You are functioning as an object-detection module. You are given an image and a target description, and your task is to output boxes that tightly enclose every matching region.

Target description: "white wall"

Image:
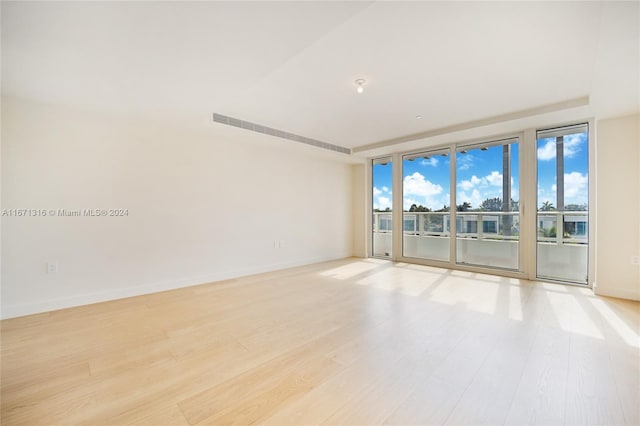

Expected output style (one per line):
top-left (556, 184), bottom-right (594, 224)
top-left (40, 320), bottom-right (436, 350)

top-left (595, 113), bottom-right (640, 300)
top-left (1, 97), bottom-right (354, 318)
top-left (351, 164), bottom-right (366, 257)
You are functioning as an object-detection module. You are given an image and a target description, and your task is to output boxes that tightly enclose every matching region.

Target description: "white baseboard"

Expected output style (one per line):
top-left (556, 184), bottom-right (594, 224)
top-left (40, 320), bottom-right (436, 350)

top-left (1, 253), bottom-right (351, 320)
top-left (594, 284), bottom-right (640, 301)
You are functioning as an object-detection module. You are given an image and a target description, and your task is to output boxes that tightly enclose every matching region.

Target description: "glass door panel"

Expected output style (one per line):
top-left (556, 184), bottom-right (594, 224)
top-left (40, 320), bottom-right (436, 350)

top-left (372, 158), bottom-right (392, 258)
top-left (402, 150), bottom-right (451, 262)
top-left (455, 139), bottom-right (520, 270)
top-left (536, 124), bottom-right (589, 283)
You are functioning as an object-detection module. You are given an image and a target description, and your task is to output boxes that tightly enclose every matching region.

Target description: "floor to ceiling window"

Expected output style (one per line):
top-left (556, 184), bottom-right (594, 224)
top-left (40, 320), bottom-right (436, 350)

top-left (372, 157), bottom-right (392, 258)
top-left (455, 138), bottom-right (520, 270)
top-left (370, 122), bottom-right (591, 286)
top-left (402, 149), bottom-right (451, 262)
top-left (536, 124), bottom-right (589, 284)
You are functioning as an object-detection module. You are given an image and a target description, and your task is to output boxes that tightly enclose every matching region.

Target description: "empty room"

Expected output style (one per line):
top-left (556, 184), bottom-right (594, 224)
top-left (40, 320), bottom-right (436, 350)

top-left (1, 1), bottom-right (639, 425)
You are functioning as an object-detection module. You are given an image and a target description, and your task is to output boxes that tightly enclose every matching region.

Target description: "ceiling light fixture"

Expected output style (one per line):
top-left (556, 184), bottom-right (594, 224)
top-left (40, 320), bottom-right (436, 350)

top-left (355, 78), bottom-right (366, 94)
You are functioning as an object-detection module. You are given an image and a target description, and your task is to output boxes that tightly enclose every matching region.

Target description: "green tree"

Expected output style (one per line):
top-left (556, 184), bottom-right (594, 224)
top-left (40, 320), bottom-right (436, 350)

top-left (456, 202), bottom-right (472, 212)
top-left (543, 226), bottom-right (557, 238)
top-left (540, 201), bottom-right (555, 211)
top-left (480, 197), bottom-right (503, 211)
top-left (409, 204), bottom-right (431, 212)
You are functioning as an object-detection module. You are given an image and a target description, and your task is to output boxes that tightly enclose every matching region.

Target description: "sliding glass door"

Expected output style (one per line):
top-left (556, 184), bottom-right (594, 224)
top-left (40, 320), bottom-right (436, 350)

top-left (402, 149), bottom-right (451, 262)
top-left (455, 139), bottom-right (520, 270)
top-left (372, 158), bottom-right (392, 258)
top-left (371, 123), bottom-right (590, 285)
top-left (536, 124), bottom-right (589, 283)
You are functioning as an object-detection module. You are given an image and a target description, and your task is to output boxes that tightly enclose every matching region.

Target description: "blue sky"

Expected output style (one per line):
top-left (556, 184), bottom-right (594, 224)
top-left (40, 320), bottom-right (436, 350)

top-left (373, 131), bottom-right (588, 211)
top-left (537, 132), bottom-right (589, 208)
top-left (403, 153), bottom-right (452, 211)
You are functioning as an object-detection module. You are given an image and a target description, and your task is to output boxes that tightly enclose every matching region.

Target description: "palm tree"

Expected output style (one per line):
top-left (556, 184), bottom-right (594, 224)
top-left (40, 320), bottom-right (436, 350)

top-left (456, 202), bottom-right (472, 212)
top-left (541, 201), bottom-right (555, 211)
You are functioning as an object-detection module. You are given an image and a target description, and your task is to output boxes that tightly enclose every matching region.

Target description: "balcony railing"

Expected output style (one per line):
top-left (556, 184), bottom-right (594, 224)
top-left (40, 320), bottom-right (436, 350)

top-left (373, 210), bottom-right (588, 245)
top-left (536, 211), bottom-right (588, 244)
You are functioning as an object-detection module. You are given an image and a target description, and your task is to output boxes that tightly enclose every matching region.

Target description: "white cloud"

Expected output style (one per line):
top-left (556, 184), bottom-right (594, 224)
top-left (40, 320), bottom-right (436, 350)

top-left (402, 172), bottom-right (447, 209)
top-left (485, 171), bottom-right (503, 187)
top-left (373, 186), bottom-right (392, 209)
top-left (564, 134), bottom-right (585, 157)
top-left (456, 171), bottom-right (509, 209)
top-left (458, 175), bottom-right (482, 191)
top-left (457, 154), bottom-right (474, 171)
top-left (457, 171), bottom-right (503, 191)
top-left (420, 157), bottom-right (439, 167)
top-left (537, 141), bottom-right (556, 161)
top-left (457, 189), bottom-right (483, 209)
top-left (404, 172), bottom-right (443, 197)
top-left (546, 172), bottom-right (588, 205)
top-left (564, 171), bottom-right (588, 200)
top-left (375, 196), bottom-right (391, 210)
top-left (537, 133), bottom-right (586, 161)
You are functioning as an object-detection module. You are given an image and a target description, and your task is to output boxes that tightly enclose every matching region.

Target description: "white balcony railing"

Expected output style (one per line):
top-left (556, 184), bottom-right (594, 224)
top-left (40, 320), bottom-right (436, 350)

top-left (536, 211), bottom-right (588, 244)
top-left (373, 210), bottom-right (588, 245)
top-left (372, 210), bottom-right (588, 282)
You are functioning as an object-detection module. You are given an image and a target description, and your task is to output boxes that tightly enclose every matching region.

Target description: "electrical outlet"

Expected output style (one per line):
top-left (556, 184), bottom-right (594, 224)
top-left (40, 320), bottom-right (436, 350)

top-left (632, 256), bottom-right (640, 266)
top-left (47, 262), bottom-right (58, 273)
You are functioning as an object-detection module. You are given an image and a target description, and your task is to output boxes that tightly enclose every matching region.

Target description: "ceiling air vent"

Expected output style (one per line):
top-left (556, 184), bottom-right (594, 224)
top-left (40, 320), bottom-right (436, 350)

top-left (212, 113), bottom-right (351, 155)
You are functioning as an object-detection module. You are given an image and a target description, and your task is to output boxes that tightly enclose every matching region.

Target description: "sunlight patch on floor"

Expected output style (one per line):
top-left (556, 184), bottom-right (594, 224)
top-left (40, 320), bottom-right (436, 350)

top-left (545, 291), bottom-right (604, 340)
top-left (356, 268), bottom-right (445, 297)
top-left (509, 285), bottom-right (524, 321)
top-left (588, 297), bottom-right (640, 348)
top-left (319, 259), bottom-right (385, 280)
top-left (541, 282), bottom-right (569, 292)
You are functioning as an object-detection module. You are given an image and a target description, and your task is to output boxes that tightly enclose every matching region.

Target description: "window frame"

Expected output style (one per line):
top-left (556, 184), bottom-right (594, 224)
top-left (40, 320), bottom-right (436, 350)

top-left (366, 119), bottom-right (595, 288)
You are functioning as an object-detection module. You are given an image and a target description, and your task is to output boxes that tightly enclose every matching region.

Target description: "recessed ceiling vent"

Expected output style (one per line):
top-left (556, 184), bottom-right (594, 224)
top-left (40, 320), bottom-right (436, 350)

top-left (213, 113), bottom-right (351, 155)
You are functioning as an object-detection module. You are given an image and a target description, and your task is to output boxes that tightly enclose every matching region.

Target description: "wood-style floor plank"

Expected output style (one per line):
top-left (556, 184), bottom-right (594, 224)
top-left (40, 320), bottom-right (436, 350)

top-left (1, 258), bottom-right (638, 425)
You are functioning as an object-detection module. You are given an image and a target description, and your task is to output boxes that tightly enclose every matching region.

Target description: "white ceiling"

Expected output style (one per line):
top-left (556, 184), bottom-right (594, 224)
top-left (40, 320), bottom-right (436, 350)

top-left (2, 1), bottom-right (639, 157)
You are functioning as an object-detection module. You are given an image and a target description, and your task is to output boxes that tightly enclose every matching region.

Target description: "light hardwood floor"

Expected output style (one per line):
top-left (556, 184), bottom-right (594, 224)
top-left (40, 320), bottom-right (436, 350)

top-left (1, 258), bottom-right (639, 425)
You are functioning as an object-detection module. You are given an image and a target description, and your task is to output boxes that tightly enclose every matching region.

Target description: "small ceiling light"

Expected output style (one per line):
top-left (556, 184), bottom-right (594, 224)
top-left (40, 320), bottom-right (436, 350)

top-left (416, 115), bottom-right (423, 119)
top-left (355, 78), bottom-right (366, 94)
